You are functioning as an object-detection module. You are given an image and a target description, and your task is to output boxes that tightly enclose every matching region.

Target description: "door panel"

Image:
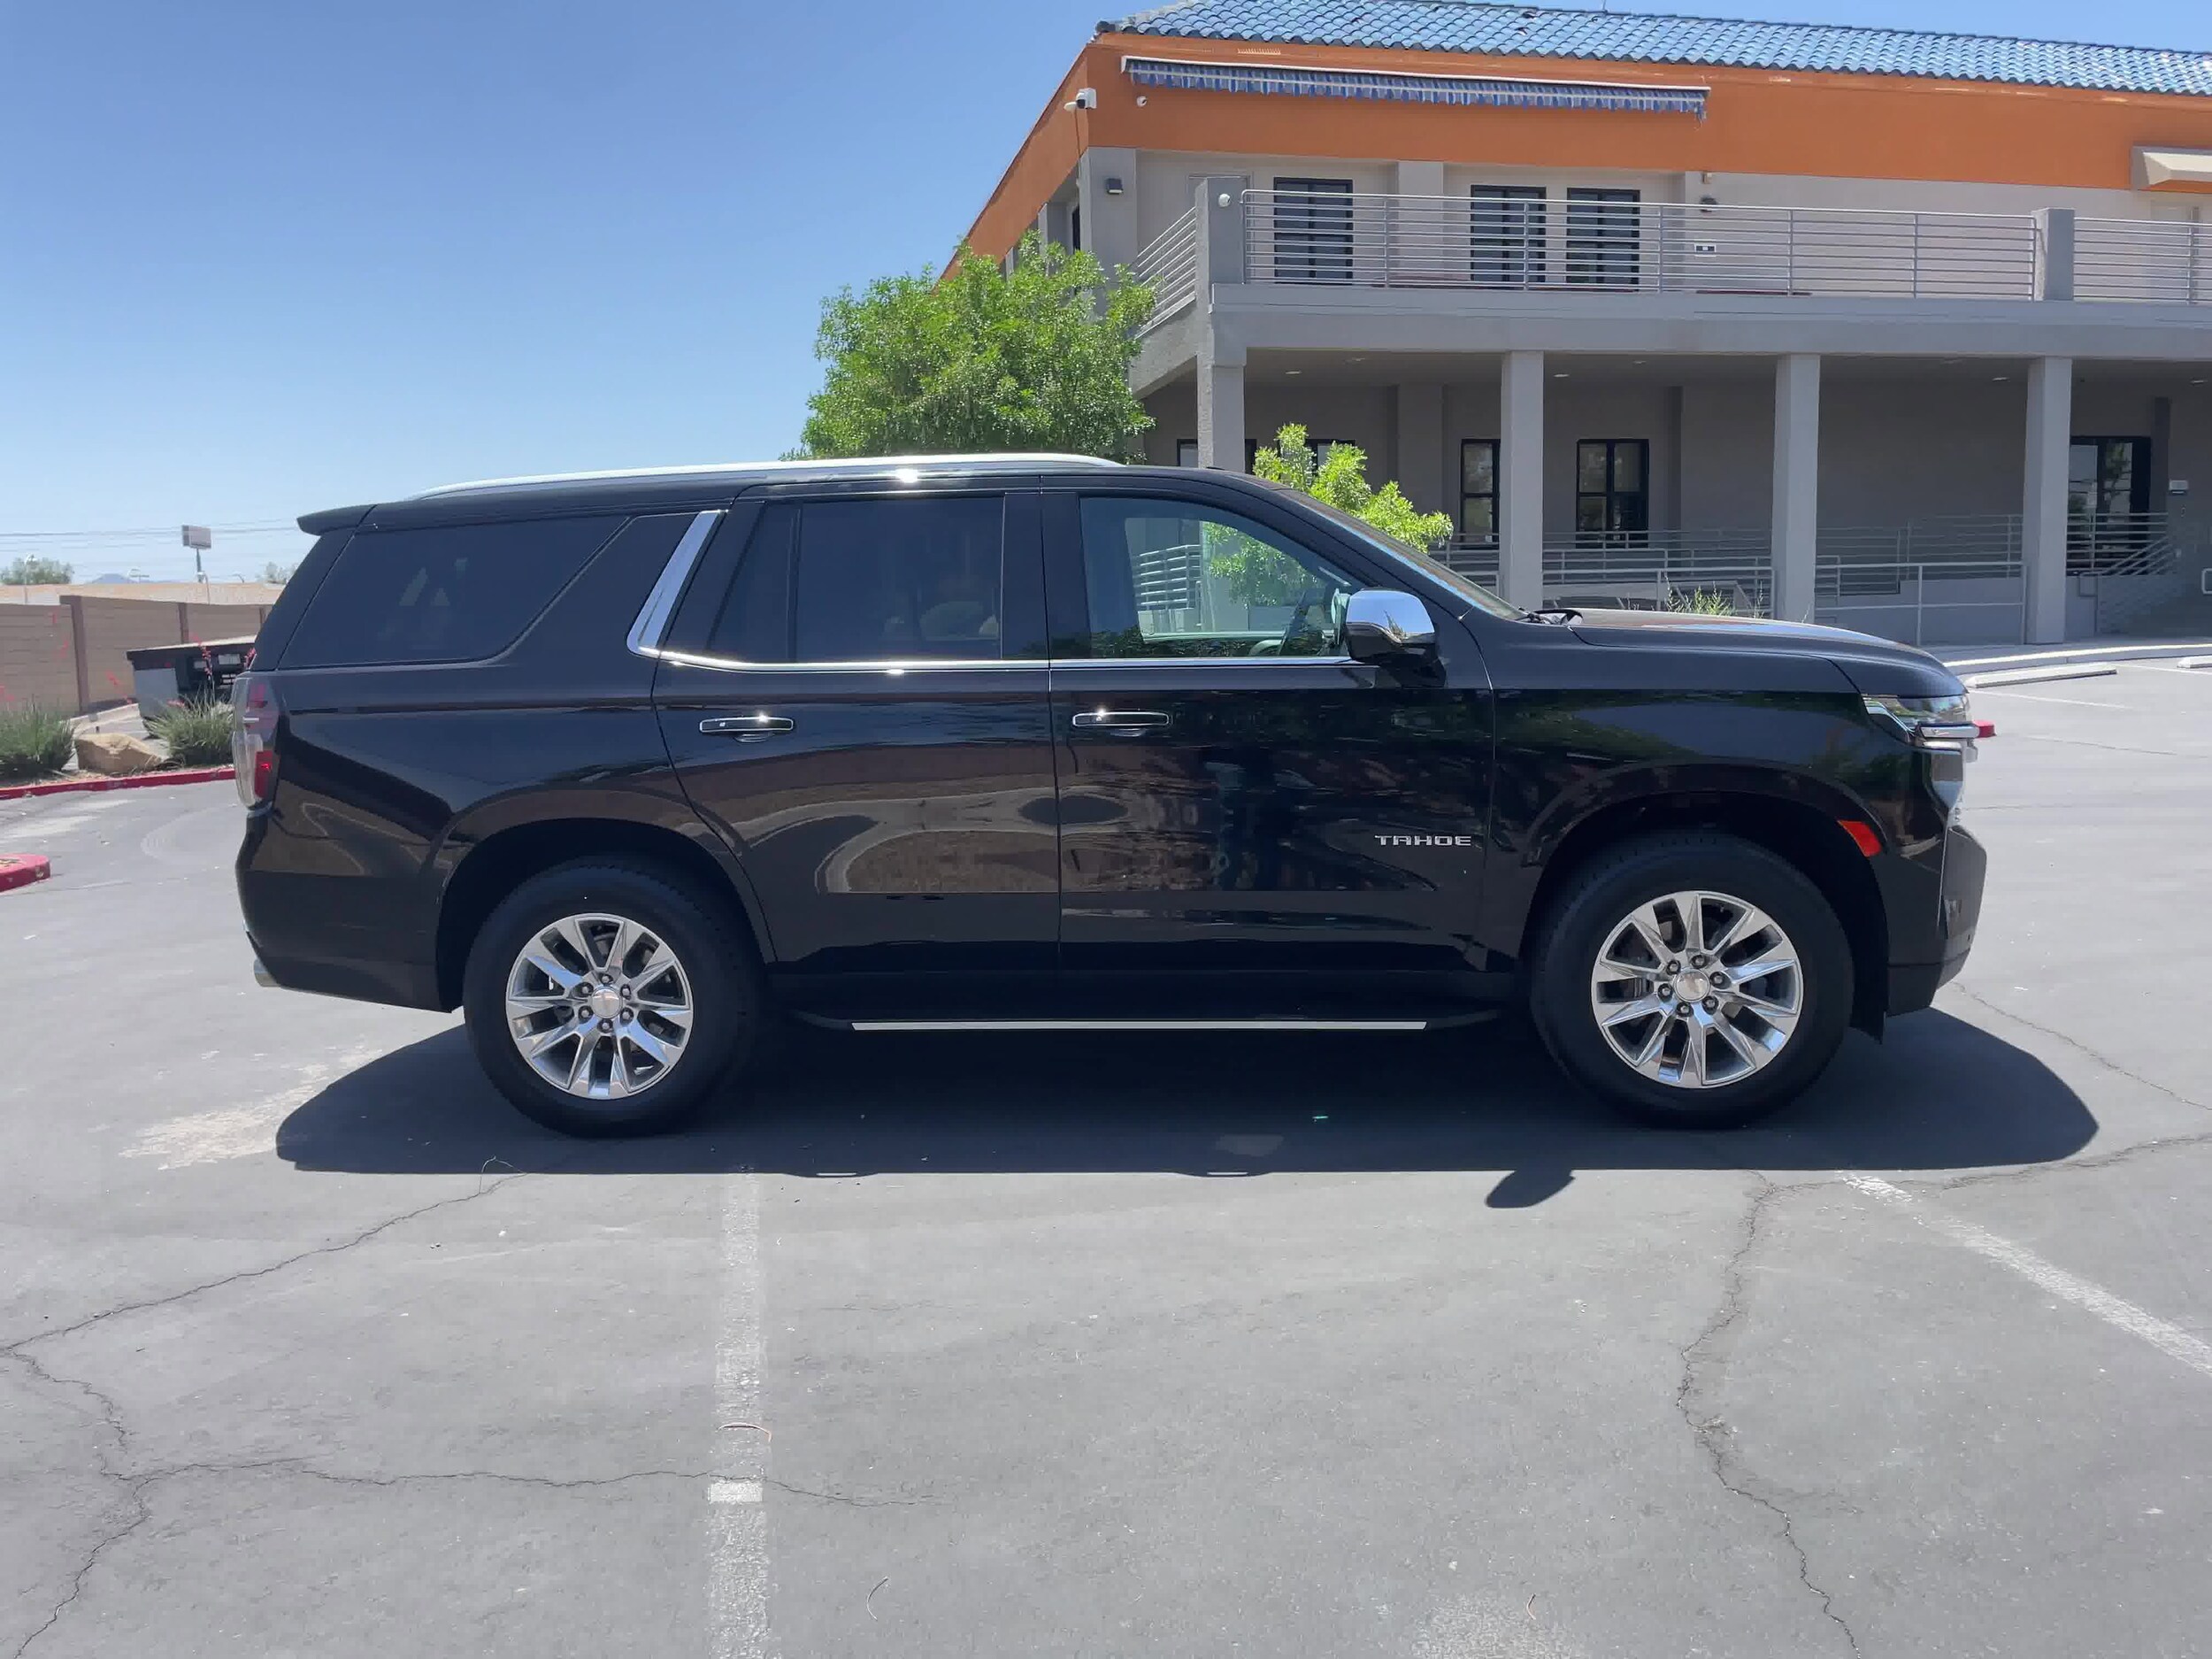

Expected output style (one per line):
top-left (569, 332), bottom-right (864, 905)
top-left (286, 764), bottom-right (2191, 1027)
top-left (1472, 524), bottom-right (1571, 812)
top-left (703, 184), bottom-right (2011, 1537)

top-left (655, 489), bottom-right (1056, 979)
top-left (658, 664), bottom-right (1056, 973)
top-left (1046, 489), bottom-right (1494, 978)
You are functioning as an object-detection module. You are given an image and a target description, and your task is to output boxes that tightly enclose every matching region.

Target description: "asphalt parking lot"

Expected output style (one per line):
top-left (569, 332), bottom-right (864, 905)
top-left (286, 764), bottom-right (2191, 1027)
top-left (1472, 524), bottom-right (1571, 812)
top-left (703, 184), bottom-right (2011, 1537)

top-left (4, 662), bottom-right (2211, 1659)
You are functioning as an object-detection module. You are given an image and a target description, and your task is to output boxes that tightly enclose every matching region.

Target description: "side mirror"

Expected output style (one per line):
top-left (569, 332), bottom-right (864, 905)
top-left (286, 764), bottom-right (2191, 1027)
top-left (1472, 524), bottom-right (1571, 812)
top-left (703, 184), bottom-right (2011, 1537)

top-left (1344, 588), bottom-right (1438, 664)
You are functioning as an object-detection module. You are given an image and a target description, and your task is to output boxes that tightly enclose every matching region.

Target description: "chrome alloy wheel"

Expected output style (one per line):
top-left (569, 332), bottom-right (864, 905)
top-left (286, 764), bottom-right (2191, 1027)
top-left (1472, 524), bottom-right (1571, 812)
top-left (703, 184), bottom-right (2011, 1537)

top-left (1586, 889), bottom-right (1804, 1089)
top-left (504, 913), bottom-right (694, 1100)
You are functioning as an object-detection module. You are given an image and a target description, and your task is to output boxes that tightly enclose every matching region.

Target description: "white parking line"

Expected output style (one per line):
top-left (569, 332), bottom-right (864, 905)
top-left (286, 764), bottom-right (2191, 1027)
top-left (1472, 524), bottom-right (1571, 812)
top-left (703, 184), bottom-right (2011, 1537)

top-left (709, 1175), bottom-right (769, 1659)
top-left (1843, 1175), bottom-right (2212, 1380)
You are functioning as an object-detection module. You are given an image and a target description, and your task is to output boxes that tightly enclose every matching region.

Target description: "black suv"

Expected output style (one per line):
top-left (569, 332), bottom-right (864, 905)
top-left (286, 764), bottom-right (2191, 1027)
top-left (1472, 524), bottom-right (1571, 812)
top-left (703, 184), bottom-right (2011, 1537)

top-left (235, 455), bottom-right (1985, 1135)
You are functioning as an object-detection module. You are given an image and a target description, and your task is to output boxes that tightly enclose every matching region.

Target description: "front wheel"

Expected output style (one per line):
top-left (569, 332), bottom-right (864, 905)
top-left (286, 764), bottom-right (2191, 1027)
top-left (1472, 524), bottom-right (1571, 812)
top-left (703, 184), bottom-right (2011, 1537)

top-left (462, 860), bottom-right (762, 1136)
top-left (1530, 833), bottom-right (1854, 1129)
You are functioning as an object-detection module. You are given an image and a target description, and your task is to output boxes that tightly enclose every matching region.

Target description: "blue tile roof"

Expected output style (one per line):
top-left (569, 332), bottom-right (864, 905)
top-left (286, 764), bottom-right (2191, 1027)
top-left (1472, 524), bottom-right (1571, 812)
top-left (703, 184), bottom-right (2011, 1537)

top-left (1105, 0), bottom-right (2212, 96)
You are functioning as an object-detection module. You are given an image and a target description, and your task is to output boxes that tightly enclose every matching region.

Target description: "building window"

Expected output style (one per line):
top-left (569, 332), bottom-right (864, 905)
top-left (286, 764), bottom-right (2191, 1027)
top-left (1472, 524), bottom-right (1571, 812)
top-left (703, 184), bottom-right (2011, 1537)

top-left (2069, 435), bottom-right (2154, 565)
top-left (1460, 440), bottom-right (1499, 545)
top-left (2069, 436), bottom-right (2151, 525)
top-left (1471, 186), bottom-right (1546, 287)
top-left (1565, 188), bottom-right (1640, 288)
top-left (1271, 177), bottom-right (1355, 282)
top-left (1576, 440), bottom-right (1650, 539)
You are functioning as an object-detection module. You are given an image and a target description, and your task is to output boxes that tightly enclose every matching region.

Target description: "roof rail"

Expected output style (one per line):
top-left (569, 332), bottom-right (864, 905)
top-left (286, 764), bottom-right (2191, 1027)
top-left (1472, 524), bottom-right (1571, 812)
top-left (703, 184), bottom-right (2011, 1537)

top-left (416, 453), bottom-right (1122, 499)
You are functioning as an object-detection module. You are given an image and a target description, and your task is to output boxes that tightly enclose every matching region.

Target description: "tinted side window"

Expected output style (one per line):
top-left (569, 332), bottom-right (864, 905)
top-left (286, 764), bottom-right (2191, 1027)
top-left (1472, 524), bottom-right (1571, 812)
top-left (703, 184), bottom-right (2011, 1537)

top-left (704, 504), bottom-right (795, 662)
top-left (1074, 496), bottom-right (1357, 659)
top-left (792, 496), bottom-right (1004, 663)
top-left (283, 515), bottom-right (620, 667)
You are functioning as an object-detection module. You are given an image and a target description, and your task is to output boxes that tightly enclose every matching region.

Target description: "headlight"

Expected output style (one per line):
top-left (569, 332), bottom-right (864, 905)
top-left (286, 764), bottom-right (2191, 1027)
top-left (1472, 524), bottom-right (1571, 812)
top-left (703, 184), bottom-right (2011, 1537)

top-left (1861, 693), bottom-right (1978, 751)
top-left (1863, 694), bottom-right (1974, 821)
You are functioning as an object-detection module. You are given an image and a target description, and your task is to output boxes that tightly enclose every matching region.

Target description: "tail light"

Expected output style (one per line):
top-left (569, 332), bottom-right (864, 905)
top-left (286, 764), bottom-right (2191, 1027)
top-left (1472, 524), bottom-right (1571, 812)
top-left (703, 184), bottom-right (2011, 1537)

top-left (231, 672), bottom-right (280, 807)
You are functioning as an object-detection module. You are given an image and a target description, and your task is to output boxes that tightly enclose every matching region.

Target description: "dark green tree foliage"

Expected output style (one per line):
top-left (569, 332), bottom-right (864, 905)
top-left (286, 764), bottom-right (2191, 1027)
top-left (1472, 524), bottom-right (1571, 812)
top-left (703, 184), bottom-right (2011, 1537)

top-left (801, 233), bottom-right (1155, 459)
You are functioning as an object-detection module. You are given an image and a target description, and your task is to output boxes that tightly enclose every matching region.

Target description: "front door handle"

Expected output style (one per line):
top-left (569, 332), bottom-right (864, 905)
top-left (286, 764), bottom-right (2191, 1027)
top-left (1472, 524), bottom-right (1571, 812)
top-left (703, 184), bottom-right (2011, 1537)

top-left (701, 714), bottom-right (794, 741)
top-left (1071, 709), bottom-right (1171, 735)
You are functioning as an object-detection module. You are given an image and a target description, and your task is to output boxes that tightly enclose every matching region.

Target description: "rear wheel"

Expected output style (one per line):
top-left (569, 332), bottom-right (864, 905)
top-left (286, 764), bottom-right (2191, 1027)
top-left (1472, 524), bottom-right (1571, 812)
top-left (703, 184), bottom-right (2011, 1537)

top-left (463, 860), bottom-right (761, 1136)
top-left (1530, 833), bottom-right (1852, 1128)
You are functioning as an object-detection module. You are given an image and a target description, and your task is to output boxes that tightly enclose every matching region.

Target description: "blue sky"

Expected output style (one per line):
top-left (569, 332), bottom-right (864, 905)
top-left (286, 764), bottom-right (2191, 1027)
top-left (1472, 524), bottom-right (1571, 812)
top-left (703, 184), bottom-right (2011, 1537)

top-left (3, 0), bottom-right (2207, 578)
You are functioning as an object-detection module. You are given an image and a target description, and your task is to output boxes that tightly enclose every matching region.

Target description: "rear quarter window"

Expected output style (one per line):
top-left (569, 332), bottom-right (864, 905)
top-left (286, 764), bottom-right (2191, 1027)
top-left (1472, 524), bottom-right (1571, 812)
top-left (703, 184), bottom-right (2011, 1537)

top-left (280, 515), bottom-right (623, 667)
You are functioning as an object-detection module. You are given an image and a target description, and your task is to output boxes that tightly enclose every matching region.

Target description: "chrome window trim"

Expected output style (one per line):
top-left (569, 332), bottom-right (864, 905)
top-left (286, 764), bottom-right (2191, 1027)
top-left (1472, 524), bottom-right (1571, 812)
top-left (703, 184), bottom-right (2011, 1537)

top-left (625, 511), bottom-right (725, 658)
top-left (642, 649), bottom-right (1025, 673)
top-left (1051, 654), bottom-right (1355, 668)
top-left (641, 649), bottom-right (1356, 673)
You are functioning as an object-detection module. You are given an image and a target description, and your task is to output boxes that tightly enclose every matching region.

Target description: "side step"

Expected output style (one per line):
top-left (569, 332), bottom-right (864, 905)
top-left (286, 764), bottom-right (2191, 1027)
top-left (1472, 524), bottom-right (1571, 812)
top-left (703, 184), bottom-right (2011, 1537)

top-left (848, 1018), bottom-right (1434, 1032)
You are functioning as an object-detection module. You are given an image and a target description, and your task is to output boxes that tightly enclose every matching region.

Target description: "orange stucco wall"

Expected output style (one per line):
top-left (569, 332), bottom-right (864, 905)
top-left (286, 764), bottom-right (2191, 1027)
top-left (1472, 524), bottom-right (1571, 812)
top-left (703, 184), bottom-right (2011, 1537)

top-left (964, 31), bottom-right (2212, 258)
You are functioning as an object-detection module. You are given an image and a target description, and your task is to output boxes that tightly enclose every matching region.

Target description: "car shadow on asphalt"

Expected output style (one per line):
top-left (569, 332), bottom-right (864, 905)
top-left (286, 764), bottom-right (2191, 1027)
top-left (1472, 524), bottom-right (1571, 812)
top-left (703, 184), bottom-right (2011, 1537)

top-left (275, 1010), bottom-right (2095, 1207)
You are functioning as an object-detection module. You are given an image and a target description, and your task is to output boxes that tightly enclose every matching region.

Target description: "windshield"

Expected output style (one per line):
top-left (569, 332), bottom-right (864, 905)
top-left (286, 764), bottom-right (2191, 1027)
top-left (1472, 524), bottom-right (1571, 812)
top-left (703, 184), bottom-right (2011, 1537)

top-left (1288, 491), bottom-right (1525, 619)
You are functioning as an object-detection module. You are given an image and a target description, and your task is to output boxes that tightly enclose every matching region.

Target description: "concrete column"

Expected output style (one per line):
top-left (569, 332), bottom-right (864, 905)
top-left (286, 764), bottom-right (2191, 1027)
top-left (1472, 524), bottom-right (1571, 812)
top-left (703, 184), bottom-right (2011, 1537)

top-left (1394, 160), bottom-right (1445, 196)
top-left (1394, 383), bottom-right (1447, 513)
top-left (1500, 352), bottom-right (1546, 607)
top-left (1194, 176), bottom-right (1248, 286)
top-left (2039, 208), bottom-right (2076, 303)
top-left (2023, 357), bottom-right (2075, 643)
top-left (1077, 146), bottom-right (1139, 273)
top-left (1036, 199), bottom-right (1073, 253)
top-left (1770, 354), bottom-right (1821, 623)
top-left (1197, 358), bottom-right (1247, 472)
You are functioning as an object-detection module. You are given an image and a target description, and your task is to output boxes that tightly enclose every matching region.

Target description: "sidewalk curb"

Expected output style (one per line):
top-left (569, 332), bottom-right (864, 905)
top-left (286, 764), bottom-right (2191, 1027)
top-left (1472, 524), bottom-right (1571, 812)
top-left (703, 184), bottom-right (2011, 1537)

top-left (1962, 664), bottom-right (2122, 689)
top-left (1942, 641), bottom-right (2212, 672)
top-left (0, 764), bottom-right (234, 803)
top-left (0, 854), bottom-right (52, 893)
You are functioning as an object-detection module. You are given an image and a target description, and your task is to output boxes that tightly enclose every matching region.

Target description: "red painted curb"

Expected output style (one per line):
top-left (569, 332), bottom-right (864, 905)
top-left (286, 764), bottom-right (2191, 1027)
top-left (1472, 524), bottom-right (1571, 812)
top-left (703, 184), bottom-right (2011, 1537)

top-left (0, 854), bottom-right (52, 893)
top-left (0, 764), bottom-right (234, 803)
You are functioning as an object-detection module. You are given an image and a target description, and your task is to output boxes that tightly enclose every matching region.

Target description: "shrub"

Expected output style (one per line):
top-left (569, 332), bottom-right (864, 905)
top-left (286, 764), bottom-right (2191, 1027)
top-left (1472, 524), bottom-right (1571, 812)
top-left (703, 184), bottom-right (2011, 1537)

top-left (1669, 588), bottom-right (1738, 616)
top-left (147, 696), bottom-right (234, 765)
top-left (0, 703), bottom-right (75, 780)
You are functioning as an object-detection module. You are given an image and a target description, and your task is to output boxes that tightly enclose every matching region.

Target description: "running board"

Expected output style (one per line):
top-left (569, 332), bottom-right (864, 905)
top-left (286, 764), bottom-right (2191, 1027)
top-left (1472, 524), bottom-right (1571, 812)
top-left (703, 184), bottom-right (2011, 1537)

top-left (846, 1018), bottom-right (1433, 1033)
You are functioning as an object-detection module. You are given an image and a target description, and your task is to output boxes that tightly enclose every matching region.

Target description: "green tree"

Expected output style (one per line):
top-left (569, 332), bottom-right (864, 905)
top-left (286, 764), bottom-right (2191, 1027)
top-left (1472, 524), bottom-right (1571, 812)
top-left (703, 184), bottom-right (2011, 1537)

top-left (1, 555), bottom-right (73, 585)
top-left (260, 560), bottom-right (298, 585)
top-left (799, 232), bottom-right (1155, 459)
top-left (1250, 425), bottom-right (1454, 552)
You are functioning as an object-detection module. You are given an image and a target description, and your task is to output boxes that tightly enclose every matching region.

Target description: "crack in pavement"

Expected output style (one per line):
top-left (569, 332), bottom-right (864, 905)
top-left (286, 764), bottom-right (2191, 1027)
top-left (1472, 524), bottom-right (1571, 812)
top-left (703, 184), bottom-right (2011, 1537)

top-left (763, 1476), bottom-right (934, 1509)
top-left (1947, 985), bottom-right (2208, 1115)
top-left (1933, 1127), bottom-right (2212, 1192)
top-left (1, 1171), bottom-right (534, 1360)
top-left (1675, 1176), bottom-right (1862, 1658)
top-left (8, 1487), bottom-right (152, 1659)
top-left (2, 1171), bottom-right (541, 1658)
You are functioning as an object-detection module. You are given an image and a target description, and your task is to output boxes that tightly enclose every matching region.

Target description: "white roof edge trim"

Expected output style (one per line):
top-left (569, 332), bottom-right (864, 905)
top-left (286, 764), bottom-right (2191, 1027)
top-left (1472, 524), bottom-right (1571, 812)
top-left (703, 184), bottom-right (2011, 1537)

top-left (1119, 52), bottom-right (1710, 96)
top-left (2137, 147), bottom-right (2212, 188)
top-left (418, 453), bottom-right (1122, 499)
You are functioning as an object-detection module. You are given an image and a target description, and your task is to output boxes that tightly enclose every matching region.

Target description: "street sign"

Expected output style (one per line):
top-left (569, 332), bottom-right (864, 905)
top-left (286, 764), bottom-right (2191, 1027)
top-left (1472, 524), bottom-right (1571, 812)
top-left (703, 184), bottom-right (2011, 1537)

top-left (181, 525), bottom-right (212, 550)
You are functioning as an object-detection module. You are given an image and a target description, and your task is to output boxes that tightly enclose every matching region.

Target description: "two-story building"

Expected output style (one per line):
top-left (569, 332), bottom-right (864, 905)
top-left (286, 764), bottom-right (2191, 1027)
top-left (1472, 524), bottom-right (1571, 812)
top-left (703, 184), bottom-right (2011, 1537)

top-left (962, 0), bottom-right (2212, 643)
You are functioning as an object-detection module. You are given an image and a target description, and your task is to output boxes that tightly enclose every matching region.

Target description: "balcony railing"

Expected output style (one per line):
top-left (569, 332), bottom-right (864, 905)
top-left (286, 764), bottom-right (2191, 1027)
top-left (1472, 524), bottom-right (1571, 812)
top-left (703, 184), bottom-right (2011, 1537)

top-left (1131, 205), bottom-right (1201, 329)
top-left (2074, 219), bottom-right (2212, 305)
top-left (1241, 190), bottom-right (2044, 301)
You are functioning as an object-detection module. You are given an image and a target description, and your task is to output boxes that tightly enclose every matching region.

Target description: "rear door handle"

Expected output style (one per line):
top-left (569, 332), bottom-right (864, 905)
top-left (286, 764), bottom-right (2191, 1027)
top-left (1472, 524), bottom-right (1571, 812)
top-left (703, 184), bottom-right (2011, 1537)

top-left (700, 714), bottom-right (794, 741)
top-left (1071, 709), bottom-right (1171, 735)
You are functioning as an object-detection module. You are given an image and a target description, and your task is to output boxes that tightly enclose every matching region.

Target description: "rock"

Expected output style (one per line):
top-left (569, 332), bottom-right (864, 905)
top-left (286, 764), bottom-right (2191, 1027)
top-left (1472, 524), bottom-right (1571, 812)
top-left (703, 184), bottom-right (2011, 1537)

top-left (74, 732), bottom-right (163, 776)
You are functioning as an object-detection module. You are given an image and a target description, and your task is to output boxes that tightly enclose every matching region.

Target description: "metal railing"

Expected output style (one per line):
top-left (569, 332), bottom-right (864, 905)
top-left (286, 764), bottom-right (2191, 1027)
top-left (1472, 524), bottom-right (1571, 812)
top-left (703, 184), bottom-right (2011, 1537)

top-left (1543, 529), bottom-right (1774, 614)
top-left (2074, 218), bottom-right (2212, 305)
top-left (1432, 538), bottom-right (1499, 590)
top-left (1130, 206), bottom-right (1200, 329)
top-left (1240, 190), bottom-right (2042, 301)
top-left (2067, 510), bottom-right (2186, 575)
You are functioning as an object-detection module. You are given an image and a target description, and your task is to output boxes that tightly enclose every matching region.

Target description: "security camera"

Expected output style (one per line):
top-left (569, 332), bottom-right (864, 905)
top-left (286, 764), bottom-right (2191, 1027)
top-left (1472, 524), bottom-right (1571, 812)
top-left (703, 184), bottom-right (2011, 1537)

top-left (1064, 87), bottom-right (1098, 111)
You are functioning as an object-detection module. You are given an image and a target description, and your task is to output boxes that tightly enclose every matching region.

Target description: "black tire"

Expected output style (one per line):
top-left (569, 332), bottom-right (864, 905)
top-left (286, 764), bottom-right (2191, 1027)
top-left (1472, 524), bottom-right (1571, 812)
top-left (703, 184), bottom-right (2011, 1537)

top-left (1528, 832), bottom-right (1853, 1129)
top-left (462, 859), bottom-right (763, 1136)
